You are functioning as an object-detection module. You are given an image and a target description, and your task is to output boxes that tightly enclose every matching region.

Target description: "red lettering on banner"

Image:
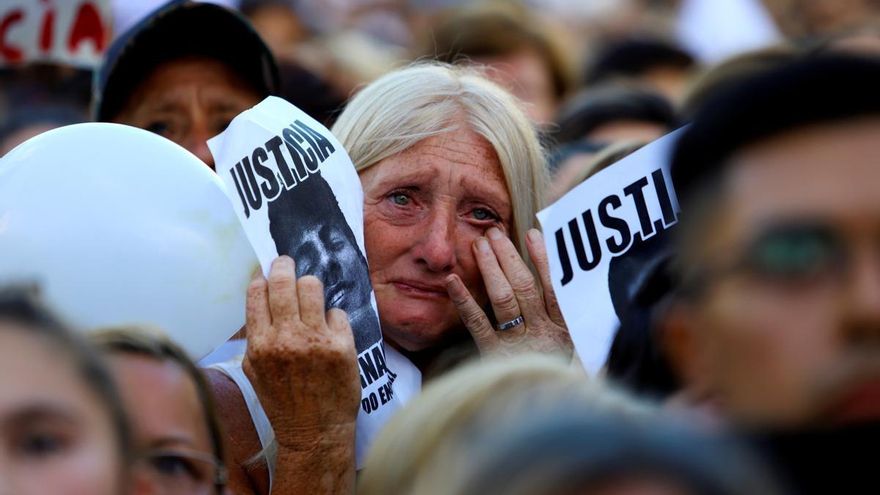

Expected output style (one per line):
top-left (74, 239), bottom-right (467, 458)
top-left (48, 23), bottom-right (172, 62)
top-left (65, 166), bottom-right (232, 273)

top-left (39, 0), bottom-right (55, 53)
top-left (68, 2), bottom-right (105, 53)
top-left (0, 9), bottom-right (24, 63)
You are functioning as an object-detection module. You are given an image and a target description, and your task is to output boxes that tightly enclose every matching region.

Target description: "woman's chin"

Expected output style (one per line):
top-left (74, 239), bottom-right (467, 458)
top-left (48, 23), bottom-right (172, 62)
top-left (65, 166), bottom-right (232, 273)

top-left (378, 305), bottom-right (462, 353)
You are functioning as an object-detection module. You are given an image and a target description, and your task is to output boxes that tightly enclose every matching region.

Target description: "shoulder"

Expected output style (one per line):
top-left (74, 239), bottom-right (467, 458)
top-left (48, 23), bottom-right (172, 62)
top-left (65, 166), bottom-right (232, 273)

top-left (205, 368), bottom-right (271, 495)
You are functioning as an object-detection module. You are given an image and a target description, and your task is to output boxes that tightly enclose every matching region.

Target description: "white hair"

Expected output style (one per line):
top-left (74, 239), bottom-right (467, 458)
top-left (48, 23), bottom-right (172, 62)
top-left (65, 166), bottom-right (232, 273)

top-left (332, 62), bottom-right (548, 260)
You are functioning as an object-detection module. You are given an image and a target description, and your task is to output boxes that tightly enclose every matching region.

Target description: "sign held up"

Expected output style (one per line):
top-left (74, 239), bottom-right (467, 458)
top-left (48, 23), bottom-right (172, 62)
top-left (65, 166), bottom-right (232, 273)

top-left (208, 96), bottom-right (412, 467)
top-left (538, 129), bottom-right (684, 374)
top-left (0, 0), bottom-right (110, 67)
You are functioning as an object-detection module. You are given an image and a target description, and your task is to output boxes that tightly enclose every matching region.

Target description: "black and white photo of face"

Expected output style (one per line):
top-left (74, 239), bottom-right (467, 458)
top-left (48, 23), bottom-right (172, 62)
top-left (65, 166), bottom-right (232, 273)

top-left (290, 221), bottom-right (372, 317)
top-left (269, 172), bottom-right (381, 354)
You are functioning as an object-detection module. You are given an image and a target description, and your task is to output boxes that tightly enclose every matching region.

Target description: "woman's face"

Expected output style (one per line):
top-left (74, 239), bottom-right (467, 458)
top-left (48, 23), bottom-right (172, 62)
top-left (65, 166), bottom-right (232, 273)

top-left (0, 324), bottom-right (123, 495)
top-left (109, 354), bottom-right (219, 495)
top-left (360, 128), bottom-right (513, 352)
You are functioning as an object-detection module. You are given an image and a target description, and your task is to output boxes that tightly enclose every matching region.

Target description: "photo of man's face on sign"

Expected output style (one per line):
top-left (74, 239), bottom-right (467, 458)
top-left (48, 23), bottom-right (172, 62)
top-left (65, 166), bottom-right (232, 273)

top-left (268, 171), bottom-right (380, 354)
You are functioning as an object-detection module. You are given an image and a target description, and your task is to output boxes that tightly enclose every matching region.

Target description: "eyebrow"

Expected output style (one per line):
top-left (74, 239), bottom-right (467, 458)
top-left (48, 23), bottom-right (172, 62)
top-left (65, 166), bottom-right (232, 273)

top-left (136, 92), bottom-right (247, 116)
top-left (137, 99), bottom-right (186, 116)
top-left (148, 434), bottom-right (200, 451)
top-left (2, 402), bottom-right (82, 429)
top-left (459, 177), bottom-right (512, 216)
top-left (371, 169), bottom-right (436, 192)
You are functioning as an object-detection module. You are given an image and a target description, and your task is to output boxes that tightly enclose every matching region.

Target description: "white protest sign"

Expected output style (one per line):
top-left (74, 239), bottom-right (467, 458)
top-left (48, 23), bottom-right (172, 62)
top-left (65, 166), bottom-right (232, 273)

top-left (537, 129), bottom-right (683, 374)
top-left (0, 122), bottom-right (258, 358)
top-left (0, 0), bottom-right (111, 67)
top-left (208, 96), bottom-right (410, 467)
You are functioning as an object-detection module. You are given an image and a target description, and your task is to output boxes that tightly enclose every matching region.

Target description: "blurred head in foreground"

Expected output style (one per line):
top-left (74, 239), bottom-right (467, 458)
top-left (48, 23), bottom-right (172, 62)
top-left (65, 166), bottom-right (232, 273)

top-left (667, 54), bottom-right (880, 427)
top-left (358, 354), bottom-right (656, 495)
top-left (92, 327), bottom-right (226, 495)
top-left (360, 354), bottom-right (779, 495)
top-left (0, 287), bottom-right (132, 495)
top-left (449, 410), bottom-right (780, 495)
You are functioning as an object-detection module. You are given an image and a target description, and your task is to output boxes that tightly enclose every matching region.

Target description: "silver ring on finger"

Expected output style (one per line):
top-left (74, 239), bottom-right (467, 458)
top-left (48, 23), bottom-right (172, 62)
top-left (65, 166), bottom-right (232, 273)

top-left (496, 315), bottom-right (524, 332)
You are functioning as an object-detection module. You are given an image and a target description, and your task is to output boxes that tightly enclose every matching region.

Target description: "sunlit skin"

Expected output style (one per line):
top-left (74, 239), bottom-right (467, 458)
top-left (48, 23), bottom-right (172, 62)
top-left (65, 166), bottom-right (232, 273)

top-left (113, 57), bottom-right (262, 169)
top-left (108, 354), bottom-right (216, 495)
top-left (586, 120), bottom-right (668, 146)
top-left (0, 325), bottom-right (123, 495)
top-left (678, 118), bottom-right (880, 425)
top-left (360, 129), bottom-right (512, 352)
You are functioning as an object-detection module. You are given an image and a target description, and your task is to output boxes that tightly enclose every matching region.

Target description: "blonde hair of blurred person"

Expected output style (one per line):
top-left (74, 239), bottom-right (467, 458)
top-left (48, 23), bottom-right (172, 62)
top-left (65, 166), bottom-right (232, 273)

top-left (358, 354), bottom-right (655, 495)
top-left (423, 4), bottom-right (576, 125)
top-left (332, 62), bottom-right (548, 264)
top-left (292, 30), bottom-right (406, 98)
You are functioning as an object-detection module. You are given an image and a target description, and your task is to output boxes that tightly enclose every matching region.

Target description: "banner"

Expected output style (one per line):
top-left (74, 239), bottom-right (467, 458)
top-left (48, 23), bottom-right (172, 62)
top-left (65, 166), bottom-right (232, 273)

top-left (208, 96), bottom-right (408, 466)
top-left (0, 122), bottom-right (257, 358)
top-left (537, 129), bottom-right (684, 374)
top-left (0, 0), bottom-right (110, 67)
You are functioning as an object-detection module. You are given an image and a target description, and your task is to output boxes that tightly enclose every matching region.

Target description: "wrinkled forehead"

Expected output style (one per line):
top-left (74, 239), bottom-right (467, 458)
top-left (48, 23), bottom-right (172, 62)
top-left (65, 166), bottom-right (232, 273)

top-left (120, 57), bottom-right (261, 114)
top-left (363, 131), bottom-right (511, 202)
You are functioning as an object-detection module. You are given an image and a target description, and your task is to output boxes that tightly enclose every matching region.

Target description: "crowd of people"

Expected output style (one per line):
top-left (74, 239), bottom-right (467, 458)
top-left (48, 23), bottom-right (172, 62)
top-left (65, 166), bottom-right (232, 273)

top-left (1, 0), bottom-right (879, 494)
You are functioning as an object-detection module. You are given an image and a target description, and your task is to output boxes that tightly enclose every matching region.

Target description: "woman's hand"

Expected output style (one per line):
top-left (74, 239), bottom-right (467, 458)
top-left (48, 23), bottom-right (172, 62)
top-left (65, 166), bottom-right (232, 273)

top-left (445, 228), bottom-right (574, 358)
top-left (242, 255), bottom-right (359, 494)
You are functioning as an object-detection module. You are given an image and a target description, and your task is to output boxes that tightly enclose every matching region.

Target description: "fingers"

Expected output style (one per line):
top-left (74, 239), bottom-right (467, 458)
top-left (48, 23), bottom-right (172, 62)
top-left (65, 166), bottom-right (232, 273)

top-left (526, 228), bottom-right (565, 325)
top-left (267, 256), bottom-right (299, 327)
top-left (326, 308), bottom-right (355, 349)
top-left (473, 236), bottom-right (522, 323)
top-left (297, 275), bottom-right (327, 328)
top-left (246, 273), bottom-right (271, 349)
top-left (485, 227), bottom-right (545, 317)
top-left (446, 273), bottom-right (498, 353)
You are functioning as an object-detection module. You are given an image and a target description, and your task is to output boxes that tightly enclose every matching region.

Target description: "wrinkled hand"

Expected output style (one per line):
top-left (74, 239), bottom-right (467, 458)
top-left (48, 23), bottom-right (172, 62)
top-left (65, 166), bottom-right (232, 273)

top-left (243, 256), bottom-right (360, 451)
top-left (445, 228), bottom-right (573, 358)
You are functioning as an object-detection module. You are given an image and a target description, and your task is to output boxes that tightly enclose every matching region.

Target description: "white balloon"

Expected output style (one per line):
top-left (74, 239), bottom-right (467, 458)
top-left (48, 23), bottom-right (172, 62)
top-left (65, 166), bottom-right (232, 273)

top-left (0, 123), bottom-right (258, 359)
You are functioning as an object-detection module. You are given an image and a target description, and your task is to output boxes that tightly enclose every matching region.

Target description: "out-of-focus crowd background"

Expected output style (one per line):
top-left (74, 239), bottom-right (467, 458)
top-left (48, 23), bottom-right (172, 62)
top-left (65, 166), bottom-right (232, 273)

top-left (3, 2), bottom-right (880, 494)
top-left (3, 0), bottom-right (879, 161)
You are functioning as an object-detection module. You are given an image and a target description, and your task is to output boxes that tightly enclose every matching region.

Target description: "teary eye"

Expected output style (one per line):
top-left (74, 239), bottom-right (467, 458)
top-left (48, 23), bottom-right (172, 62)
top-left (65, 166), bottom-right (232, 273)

top-left (390, 192), bottom-right (410, 206)
top-left (472, 208), bottom-right (498, 221)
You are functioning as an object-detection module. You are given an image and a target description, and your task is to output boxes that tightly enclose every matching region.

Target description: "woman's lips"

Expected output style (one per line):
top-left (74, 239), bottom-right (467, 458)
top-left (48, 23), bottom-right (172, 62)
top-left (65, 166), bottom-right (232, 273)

top-left (391, 280), bottom-right (449, 299)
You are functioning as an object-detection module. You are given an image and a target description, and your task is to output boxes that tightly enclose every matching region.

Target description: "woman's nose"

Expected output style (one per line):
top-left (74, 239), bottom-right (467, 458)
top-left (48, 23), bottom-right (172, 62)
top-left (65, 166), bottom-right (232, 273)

top-left (840, 249), bottom-right (880, 346)
top-left (184, 127), bottom-right (216, 170)
top-left (413, 209), bottom-right (457, 273)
